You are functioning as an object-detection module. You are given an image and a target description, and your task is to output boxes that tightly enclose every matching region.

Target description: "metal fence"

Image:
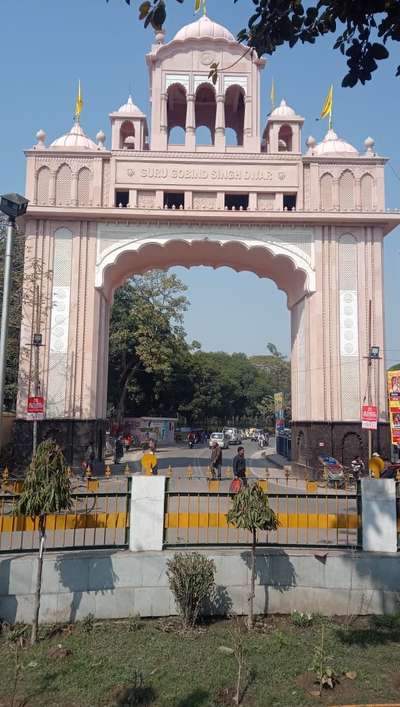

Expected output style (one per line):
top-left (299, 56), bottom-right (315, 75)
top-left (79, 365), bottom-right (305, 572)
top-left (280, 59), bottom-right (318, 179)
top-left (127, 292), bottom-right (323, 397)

top-left (0, 479), bottom-right (131, 553)
top-left (164, 479), bottom-right (360, 548)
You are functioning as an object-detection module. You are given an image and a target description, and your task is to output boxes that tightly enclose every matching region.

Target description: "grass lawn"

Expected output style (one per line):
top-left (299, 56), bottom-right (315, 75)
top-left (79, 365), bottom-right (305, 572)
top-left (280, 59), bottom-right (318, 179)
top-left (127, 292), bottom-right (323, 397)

top-left (0, 614), bottom-right (400, 706)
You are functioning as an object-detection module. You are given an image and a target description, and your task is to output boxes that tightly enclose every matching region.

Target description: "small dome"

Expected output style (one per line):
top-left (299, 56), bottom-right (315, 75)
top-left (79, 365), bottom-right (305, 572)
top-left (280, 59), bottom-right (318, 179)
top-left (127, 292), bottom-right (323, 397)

top-left (270, 99), bottom-right (296, 118)
top-left (50, 122), bottom-right (97, 150)
top-left (173, 15), bottom-right (235, 43)
top-left (116, 95), bottom-right (145, 118)
top-left (313, 129), bottom-right (358, 156)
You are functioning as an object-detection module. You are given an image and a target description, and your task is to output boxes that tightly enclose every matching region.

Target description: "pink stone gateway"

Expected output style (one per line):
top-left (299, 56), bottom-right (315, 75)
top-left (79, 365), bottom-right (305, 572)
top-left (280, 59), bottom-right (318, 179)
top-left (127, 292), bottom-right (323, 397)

top-left (17, 13), bottom-right (400, 466)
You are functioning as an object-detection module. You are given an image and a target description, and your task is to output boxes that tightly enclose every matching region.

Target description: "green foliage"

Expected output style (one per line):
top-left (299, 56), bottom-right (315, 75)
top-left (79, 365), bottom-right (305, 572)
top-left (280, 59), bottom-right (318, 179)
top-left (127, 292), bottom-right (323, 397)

top-left (80, 613), bottom-right (95, 634)
top-left (227, 484), bottom-right (279, 535)
top-left (166, 552), bottom-right (216, 629)
top-left (291, 610), bottom-right (313, 628)
top-left (15, 440), bottom-right (72, 519)
top-left (311, 625), bottom-right (338, 694)
top-left (112, 1), bottom-right (400, 87)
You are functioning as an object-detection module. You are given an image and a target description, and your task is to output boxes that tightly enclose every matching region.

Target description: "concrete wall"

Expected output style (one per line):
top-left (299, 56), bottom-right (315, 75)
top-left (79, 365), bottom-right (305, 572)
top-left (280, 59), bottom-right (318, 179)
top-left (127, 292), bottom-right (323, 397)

top-left (1, 547), bottom-right (399, 625)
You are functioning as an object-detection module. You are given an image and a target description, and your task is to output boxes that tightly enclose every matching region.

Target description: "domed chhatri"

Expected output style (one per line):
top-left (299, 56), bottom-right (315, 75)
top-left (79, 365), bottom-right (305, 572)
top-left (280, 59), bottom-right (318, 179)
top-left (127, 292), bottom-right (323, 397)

top-left (270, 99), bottom-right (296, 118)
top-left (313, 128), bottom-right (358, 156)
top-left (50, 121), bottom-right (97, 150)
top-left (172, 14), bottom-right (235, 43)
top-left (116, 95), bottom-right (146, 118)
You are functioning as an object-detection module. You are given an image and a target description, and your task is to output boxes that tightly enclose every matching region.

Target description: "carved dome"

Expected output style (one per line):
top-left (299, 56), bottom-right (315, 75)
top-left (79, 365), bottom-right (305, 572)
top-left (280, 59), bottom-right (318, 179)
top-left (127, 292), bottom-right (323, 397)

top-left (116, 95), bottom-right (146, 118)
top-left (313, 129), bottom-right (358, 156)
top-left (173, 15), bottom-right (235, 43)
top-left (270, 99), bottom-right (296, 118)
top-left (50, 122), bottom-right (97, 150)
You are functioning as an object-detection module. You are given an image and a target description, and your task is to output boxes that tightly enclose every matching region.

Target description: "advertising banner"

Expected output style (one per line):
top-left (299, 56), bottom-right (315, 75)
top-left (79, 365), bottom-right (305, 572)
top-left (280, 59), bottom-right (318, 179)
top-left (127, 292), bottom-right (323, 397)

top-left (387, 370), bottom-right (400, 444)
top-left (361, 404), bottom-right (378, 430)
top-left (274, 392), bottom-right (284, 433)
top-left (27, 396), bottom-right (45, 420)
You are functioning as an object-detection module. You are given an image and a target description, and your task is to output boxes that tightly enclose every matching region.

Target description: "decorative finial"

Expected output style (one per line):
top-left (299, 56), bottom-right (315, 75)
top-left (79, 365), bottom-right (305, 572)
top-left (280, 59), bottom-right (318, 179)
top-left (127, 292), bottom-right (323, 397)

top-left (306, 135), bottom-right (316, 154)
top-left (35, 129), bottom-right (46, 149)
top-left (364, 136), bottom-right (375, 156)
top-left (155, 29), bottom-right (165, 44)
top-left (96, 130), bottom-right (106, 149)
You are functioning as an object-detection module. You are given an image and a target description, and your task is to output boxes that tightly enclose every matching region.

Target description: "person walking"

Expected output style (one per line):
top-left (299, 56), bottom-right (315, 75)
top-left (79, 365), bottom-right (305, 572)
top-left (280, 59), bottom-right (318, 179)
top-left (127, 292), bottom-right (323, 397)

top-left (350, 455), bottom-right (365, 481)
top-left (233, 445), bottom-right (247, 487)
top-left (141, 447), bottom-right (159, 475)
top-left (84, 441), bottom-right (95, 475)
top-left (114, 436), bottom-right (124, 464)
top-left (210, 440), bottom-right (222, 480)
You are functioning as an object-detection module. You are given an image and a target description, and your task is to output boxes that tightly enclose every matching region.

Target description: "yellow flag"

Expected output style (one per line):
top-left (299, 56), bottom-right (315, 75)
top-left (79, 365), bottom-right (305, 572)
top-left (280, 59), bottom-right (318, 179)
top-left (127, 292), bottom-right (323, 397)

top-left (74, 80), bottom-right (83, 122)
top-left (270, 78), bottom-right (276, 109)
top-left (320, 84), bottom-right (333, 126)
top-left (195, 0), bottom-right (206, 14)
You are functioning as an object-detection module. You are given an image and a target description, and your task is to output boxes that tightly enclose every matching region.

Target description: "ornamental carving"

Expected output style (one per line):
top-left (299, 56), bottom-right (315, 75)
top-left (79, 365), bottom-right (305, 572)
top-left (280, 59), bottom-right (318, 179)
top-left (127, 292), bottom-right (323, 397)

top-left (192, 192), bottom-right (217, 210)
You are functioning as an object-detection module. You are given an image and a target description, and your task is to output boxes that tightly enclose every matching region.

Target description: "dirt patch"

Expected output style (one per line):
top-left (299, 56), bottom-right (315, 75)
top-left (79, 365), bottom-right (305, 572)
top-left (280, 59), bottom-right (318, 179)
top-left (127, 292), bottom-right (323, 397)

top-left (297, 670), bottom-right (400, 706)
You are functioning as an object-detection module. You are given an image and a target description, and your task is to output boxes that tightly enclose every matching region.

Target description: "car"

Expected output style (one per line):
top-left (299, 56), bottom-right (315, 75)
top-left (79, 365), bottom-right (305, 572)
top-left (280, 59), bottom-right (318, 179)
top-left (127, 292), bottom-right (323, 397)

top-left (209, 432), bottom-right (230, 449)
top-left (223, 427), bottom-right (242, 445)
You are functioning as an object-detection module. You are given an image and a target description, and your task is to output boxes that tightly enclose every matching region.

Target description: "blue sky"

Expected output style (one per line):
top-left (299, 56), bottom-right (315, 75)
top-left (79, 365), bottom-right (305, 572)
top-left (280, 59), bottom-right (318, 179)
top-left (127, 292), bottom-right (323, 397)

top-left (0, 0), bottom-right (399, 361)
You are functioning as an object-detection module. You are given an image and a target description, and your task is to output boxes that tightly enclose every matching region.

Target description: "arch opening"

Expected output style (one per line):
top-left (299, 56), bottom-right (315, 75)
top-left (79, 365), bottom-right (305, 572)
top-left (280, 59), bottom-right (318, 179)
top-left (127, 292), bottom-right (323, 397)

top-left (167, 83), bottom-right (187, 144)
top-left (195, 83), bottom-right (216, 145)
top-left (278, 125), bottom-right (293, 152)
top-left (224, 85), bottom-right (245, 146)
top-left (120, 120), bottom-right (135, 150)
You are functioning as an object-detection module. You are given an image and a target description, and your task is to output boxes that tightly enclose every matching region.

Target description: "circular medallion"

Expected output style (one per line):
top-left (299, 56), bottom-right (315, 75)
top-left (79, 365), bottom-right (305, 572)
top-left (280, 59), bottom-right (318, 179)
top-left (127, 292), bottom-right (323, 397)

top-left (201, 52), bottom-right (216, 66)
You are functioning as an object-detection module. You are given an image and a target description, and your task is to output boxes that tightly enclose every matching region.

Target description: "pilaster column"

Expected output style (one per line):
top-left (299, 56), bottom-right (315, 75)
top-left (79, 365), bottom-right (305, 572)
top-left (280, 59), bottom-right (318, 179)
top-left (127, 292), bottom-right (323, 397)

top-left (355, 177), bottom-right (361, 211)
top-left (244, 96), bottom-right (252, 137)
top-left (160, 93), bottom-right (168, 134)
top-left (49, 170), bottom-right (56, 206)
top-left (71, 173), bottom-right (78, 207)
top-left (333, 178), bottom-right (339, 211)
top-left (185, 93), bottom-right (195, 150)
top-left (215, 94), bottom-right (225, 150)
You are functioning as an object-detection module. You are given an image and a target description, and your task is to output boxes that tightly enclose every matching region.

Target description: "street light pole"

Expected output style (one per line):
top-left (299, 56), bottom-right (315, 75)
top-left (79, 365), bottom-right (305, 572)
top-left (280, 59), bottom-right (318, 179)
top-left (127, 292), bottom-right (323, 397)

top-left (0, 218), bottom-right (15, 441)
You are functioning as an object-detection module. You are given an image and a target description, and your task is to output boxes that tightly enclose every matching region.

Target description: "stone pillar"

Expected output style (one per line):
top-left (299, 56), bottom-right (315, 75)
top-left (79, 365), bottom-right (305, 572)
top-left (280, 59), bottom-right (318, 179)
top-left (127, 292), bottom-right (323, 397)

top-left (71, 173), bottom-right (78, 207)
top-left (243, 95), bottom-right (252, 150)
top-left (355, 177), bottom-right (361, 211)
top-left (159, 93), bottom-right (168, 151)
top-left (49, 171), bottom-right (56, 206)
top-left (333, 178), bottom-right (339, 211)
top-left (185, 93), bottom-right (195, 150)
top-left (215, 94), bottom-right (225, 150)
top-left (130, 476), bottom-right (166, 552)
top-left (361, 479), bottom-right (397, 552)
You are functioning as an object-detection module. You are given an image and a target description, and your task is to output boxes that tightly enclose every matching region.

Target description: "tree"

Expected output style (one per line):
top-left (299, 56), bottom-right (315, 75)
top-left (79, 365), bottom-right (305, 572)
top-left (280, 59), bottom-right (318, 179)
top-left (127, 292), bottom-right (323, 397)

top-left (107, 270), bottom-right (189, 419)
top-left (15, 440), bottom-right (72, 644)
top-left (0, 219), bottom-right (51, 414)
top-left (227, 484), bottom-right (279, 629)
top-left (250, 343), bottom-right (291, 424)
top-left (115, 0), bottom-right (400, 87)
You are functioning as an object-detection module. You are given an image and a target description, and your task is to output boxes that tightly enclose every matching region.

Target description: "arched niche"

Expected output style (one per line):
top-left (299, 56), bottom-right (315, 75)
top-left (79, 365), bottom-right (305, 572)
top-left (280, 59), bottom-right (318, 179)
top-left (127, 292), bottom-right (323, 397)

top-left (361, 173), bottom-right (374, 211)
top-left (339, 170), bottom-right (355, 210)
top-left (55, 164), bottom-right (72, 206)
top-left (119, 120), bottom-right (135, 150)
top-left (168, 126), bottom-right (186, 146)
top-left (77, 167), bottom-right (91, 206)
top-left (320, 172), bottom-right (333, 211)
top-left (37, 166), bottom-right (50, 205)
top-left (167, 83), bottom-right (187, 144)
top-left (224, 84), bottom-right (245, 146)
top-left (195, 83), bottom-right (216, 145)
top-left (278, 124), bottom-right (293, 152)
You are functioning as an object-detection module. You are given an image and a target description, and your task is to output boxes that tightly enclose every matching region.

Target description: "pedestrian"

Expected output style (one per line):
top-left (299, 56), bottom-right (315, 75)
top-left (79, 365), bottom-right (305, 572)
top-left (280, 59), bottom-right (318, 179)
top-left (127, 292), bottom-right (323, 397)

top-left (210, 440), bottom-right (222, 480)
top-left (114, 436), bottom-right (124, 464)
top-left (350, 455), bottom-right (365, 480)
top-left (84, 440), bottom-right (95, 475)
top-left (141, 447), bottom-right (158, 475)
top-left (369, 451), bottom-right (385, 478)
top-left (233, 445), bottom-right (247, 487)
top-left (148, 438), bottom-right (157, 453)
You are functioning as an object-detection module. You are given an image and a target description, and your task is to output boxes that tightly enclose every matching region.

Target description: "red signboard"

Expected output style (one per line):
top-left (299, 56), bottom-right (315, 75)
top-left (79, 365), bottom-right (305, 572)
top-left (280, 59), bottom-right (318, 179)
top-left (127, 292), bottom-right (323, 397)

top-left (361, 404), bottom-right (378, 430)
top-left (27, 396), bottom-right (45, 415)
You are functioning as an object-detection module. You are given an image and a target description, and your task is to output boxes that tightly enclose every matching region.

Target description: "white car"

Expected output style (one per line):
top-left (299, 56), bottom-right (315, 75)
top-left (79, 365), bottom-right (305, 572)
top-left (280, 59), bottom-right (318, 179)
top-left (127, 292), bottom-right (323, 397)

top-left (224, 428), bottom-right (242, 444)
top-left (209, 432), bottom-right (230, 449)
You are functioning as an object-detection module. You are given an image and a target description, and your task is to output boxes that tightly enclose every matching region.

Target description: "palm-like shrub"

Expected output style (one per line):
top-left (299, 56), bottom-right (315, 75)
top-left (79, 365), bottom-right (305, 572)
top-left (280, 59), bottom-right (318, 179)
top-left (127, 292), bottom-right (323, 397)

top-left (227, 484), bottom-right (279, 629)
top-left (16, 440), bottom-right (72, 644)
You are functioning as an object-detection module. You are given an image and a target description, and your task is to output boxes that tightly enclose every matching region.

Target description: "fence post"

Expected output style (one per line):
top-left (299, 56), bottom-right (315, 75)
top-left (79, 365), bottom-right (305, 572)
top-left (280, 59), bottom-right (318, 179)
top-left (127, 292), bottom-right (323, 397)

top-left (361, 478), bottom-right (397, 553)
top-left (130, 476), bottom-right (166, 552)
